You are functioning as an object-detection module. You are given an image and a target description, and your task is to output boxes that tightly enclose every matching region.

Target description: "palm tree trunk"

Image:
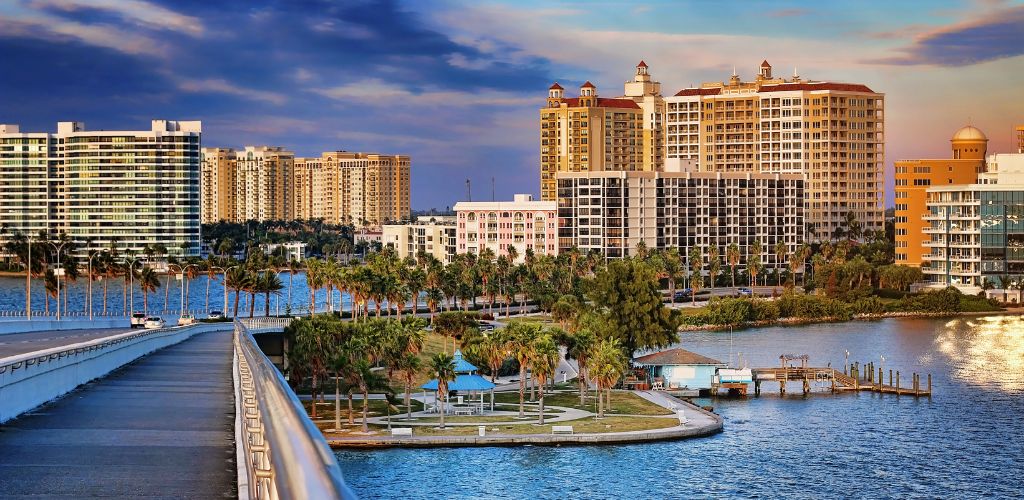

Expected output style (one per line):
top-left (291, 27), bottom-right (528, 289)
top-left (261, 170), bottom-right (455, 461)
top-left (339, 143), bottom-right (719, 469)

top-left (438, 391), bottom-right (446, 430)
top-left (102, 279), bottom-right (108, 315)
top-left (164, 275), bottom-right (171, 313)
top-left (248, 291), bottom-right (256, 318)
top-left (334, 376), bottom-right (341, 431)
top-left (361, 389), bottom-right (370, 432)
top-left (518, 365), bottom-right (526, 418)
top-left (596, 385), bottom-right (603, 418)
top-left (310, 376), bottom-right (318, 418)
top-left (143, 292), bottom-right (148, 315)
top-left (347, 393), bottom-right (354, 425)
top-left (233, 290), bottom-right (240, 318)
top-left (405, 381), bottom-right (412, 419)
top-left (265, 291), bottom-right (271, 317)
top-left (538, 381), bottom-right (546, 425)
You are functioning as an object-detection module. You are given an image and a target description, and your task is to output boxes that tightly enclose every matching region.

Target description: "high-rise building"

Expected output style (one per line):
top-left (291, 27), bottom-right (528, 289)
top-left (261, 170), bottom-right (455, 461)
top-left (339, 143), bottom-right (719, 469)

top-left (234, 146), bottom-right (295, 222)
top-left (454, 194), bottom-right (558, 262)
top-left (1016, 125), bottom-right (1024, 153)
top-left (0, 120), bottom-right (201, 257)
top-left (292, 152), bottom-right (411, 226)
top-left (382, 216), bottom-right (457, 264)
top-left (200, 147), bottom-right (237, 223)
top-left (556, 171), bottom-right (804, 266)
top-left (665, 61), bottom-right (885, 240)
top-left (540, 64), bottom-right (660, 201)
top-left (894, 125), bottom-right (987, 267)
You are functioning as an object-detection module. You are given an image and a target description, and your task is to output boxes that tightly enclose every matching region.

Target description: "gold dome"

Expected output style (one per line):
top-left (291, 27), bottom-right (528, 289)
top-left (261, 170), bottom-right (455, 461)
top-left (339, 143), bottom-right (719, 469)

top-left (951, 125), bottom-right (987, 142)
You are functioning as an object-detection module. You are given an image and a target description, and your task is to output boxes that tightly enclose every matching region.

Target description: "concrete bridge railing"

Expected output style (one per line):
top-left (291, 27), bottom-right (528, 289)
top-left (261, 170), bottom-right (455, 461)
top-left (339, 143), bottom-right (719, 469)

top-left (239, 317), bottom-right (295, 334)
top-left (233, 320), bottom-right (353, 500)
top-left (0, 322), bottom-right (234, 423)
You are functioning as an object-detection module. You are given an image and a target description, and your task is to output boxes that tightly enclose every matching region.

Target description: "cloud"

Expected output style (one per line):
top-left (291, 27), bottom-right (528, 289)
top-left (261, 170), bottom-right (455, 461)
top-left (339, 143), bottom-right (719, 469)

top-left (766, 8), bottom-right (810, 18)
top-left (28, 0), bottom-right (204, 36)
top-left (0, 16), bottom-right (167, 56)
top-left (868, 5), bottom-right (1024, 66)
top-left (310, 79), bottom-right (538, 107)
top-left (178, 78), bottom-right (288, 105)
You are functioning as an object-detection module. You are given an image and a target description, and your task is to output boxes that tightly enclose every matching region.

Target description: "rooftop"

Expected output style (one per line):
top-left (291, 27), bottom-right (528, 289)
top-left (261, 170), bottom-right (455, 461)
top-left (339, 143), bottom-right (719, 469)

top-left (633, 348), bottom-right (724, 366)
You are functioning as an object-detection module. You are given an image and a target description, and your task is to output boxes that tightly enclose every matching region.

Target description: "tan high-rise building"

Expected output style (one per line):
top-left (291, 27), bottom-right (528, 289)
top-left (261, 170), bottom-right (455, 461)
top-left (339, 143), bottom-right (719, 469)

top-left (665, 61), bottom-right (886, 240)
top-left (541, 64), bottom-right (662, 200)
top-left (292, 152), bottom-right (410, 227)
top-left (200, 147), bottom-right (237, 223)
top-left (233, 146), bottom-right (294, 222)
top-left (1016, 125), bottom-right (1024, 153)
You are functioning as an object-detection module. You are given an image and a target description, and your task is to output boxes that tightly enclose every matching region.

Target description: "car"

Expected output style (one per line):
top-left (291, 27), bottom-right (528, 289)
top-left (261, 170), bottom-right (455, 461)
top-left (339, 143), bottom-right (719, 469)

top-left (477, 321), bottom-right (495, 332)
top-left (130, 312), bottom-right (147, 328)
top-left (177, 314), bottom-right (196, 326)
top-left (208, 310), bottom-right (224, 320)
top-left (737, 287), bottom-right (753, 296)
top-left (143, 317), bottom-right (165, 329)
top-left (673, 288), bottom-right (694, 301)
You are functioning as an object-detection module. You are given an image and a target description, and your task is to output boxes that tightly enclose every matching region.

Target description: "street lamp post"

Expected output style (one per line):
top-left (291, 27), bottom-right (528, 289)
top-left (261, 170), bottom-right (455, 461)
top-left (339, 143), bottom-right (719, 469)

top-left (87, 251), bottom-right (100, 321)
top-left (48, 241), bottom-right (69, 321)
top-left (126, 257), bottom-right (141, 315)
top-left (178, 264), bottom-right (197, 317)
top-left (223, 265), bottom-right (238, 318)
top-left (26, 235), bottom-right (32, 320)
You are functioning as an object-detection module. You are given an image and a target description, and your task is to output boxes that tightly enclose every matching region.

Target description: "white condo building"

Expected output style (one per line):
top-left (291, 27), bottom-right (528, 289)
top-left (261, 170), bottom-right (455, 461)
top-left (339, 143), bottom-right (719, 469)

top-left (0, 120), bottom-right (202, 257)
top-left (454, 194), bottom-right (558, 263)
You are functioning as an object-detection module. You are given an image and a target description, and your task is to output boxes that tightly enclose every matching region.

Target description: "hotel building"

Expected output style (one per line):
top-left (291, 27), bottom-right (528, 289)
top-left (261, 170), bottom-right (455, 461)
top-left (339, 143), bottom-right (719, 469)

top-left (292, 152), bottom-right (410, 227)
top-left (664, 61), bottom-right (885, 240)
top-left (894, 126), bottom-right (988, 267)
top-left (0, 120), bottom-right (201, 257)
top-left (539, 62), bottom-right (665, 201)
top-left (454, 194), bottom-right (558, 262)
top-left (556, 170), bottom-right (804, 265)
top-left (382, 216), bottom-right (457, 264)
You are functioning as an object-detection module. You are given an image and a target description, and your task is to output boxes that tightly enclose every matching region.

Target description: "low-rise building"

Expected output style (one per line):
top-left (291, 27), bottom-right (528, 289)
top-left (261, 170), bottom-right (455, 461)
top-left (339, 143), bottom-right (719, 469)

top-left (453, 194), bottom-right (558, 262)
top-left (383, 217), bottom-right (457, 263)
top-left (263, 242), bottom-right (307, 262)
top-left (556, 171), bottom-right (804, 269)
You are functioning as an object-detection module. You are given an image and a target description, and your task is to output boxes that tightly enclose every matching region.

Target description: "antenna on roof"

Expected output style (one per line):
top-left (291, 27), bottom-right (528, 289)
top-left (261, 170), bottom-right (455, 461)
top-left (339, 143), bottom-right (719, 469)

top-left (491, 176), bottom-right (495, 201)
top-left (465, 178), bottom-right (472, 202)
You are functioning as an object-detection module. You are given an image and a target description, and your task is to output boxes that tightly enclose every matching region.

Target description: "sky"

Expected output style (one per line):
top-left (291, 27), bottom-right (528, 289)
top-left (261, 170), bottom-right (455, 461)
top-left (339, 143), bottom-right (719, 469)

top-left (1, 0), bottom-right (1023, 210)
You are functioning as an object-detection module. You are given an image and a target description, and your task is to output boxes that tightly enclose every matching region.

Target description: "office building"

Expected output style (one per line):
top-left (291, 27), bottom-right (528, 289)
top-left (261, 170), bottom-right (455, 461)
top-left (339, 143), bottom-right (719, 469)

top-left (664, 61), bottom-right (885, 240)
top-left (0, 120), bottom-right (201, 257)
top-left (894, 125), bottom-right (987, 267)
top-left (556, 171), bottom-right (804, 267)
top-left (454, 194), bottom-right (558, 262)
top-left (383, 216), bottom-right (457, 264)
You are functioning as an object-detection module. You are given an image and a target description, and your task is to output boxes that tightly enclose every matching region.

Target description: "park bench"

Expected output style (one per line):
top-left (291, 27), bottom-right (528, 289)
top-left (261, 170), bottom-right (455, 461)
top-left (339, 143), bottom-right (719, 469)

top-left (391, 427), bottom-right (413, 437)
top-left (551, 425), bottom-right (574, 435)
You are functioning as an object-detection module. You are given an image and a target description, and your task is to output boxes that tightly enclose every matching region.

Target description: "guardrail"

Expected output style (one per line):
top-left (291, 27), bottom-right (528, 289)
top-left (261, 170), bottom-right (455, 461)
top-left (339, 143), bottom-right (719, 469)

top-left (234, 320), bottom-right (353, 500)
top-left (239, 317), bottom-right (295, 333)
top-left (0, 322), bottom-right (233, 423)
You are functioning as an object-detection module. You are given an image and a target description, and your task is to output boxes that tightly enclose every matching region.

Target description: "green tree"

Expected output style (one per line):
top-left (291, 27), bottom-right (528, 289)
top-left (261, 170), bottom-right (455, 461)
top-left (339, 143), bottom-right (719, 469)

top-left (429, 352), bottom-right (456, 430)
top-left (708, 246), bottom-right (721, 289)
top-left (727, 243), bottom-right (740, 288)
top-left (586, 258), bottom-right (681, 356)
top-left (505, 322), bottom-right (540, 418)
top-left (588, 339), bottom-right (628, 418)
top-left (689, 246), bottom-right (704, 305)
top-left (748, 240), bottom-right (763, 287)
top-left (530, 334), bottom-right (559, 425)
top-left (661, 248), bottom-right (683, 305)
top-left (138, 267), bottom-right (160, 315)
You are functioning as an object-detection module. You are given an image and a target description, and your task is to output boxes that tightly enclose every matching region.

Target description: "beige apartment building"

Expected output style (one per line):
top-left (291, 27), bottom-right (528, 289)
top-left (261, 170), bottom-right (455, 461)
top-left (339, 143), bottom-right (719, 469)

top-left (200, 146), bottom-right (294, 223)
top-left (540, 63), bottom-right (665, 201)
top-left (292, 152), bottom-right (411, 227)
top-left (664, 61), bottom-right (885, 240)
top-left (382, 216), bottom-right (456, 264)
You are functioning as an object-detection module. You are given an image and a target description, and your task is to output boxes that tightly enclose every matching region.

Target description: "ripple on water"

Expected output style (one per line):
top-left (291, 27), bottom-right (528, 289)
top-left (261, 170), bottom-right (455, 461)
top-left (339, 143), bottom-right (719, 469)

top-left (335, 316), bottom-right (1024, 499)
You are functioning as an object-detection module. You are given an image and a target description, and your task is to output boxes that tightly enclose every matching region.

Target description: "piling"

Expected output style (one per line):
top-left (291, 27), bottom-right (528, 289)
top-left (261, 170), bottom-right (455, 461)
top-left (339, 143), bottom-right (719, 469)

top-left (889, 369), bottom-right (893, 388)
top-left (878, 368), bottom-right (883, 390)
top-left (927, 374), bottom-right (932, 396)
top-left (896, 371), bottom-right (900, 395)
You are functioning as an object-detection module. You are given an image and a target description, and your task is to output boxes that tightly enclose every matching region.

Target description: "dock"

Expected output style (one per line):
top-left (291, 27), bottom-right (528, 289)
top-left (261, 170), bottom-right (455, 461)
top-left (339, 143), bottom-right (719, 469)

top-left (715, 354), bottom-right (932, 397)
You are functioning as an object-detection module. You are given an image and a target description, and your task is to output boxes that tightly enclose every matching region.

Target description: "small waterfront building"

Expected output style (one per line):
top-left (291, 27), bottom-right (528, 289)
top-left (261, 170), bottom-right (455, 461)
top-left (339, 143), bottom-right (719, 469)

top-left (633, 348), bottom-right (725, 391)
top-left (262, 241), bottom-right (306, 262)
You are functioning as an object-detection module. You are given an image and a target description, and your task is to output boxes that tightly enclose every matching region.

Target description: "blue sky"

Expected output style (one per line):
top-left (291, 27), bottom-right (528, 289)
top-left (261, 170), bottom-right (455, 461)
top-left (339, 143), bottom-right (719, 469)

top-left (2, 0), bottom-right (1023, 209)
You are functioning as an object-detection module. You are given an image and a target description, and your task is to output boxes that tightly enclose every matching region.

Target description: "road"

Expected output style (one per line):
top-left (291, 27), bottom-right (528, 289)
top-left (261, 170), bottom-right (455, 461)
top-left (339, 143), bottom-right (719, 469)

top-left (0, 327), bottom-right (134, 358)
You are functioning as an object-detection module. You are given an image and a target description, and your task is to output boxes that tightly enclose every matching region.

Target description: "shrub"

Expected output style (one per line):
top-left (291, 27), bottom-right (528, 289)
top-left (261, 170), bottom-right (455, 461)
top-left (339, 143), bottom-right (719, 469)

top-left (704, 297), bottom-right (753, 325)
top-left (751, 300), bottom-right (780, 322)
top-left (850, 296), bottom-right (887, 315)
top-left (776, 293), bottom-right (851, 321)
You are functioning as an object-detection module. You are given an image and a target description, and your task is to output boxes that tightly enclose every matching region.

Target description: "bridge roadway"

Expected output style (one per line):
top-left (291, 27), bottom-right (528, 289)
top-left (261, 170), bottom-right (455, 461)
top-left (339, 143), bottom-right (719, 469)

top-left (0, 330), bottom-right (236, 497)
top-left (0, 328), bottom-right (134, 358)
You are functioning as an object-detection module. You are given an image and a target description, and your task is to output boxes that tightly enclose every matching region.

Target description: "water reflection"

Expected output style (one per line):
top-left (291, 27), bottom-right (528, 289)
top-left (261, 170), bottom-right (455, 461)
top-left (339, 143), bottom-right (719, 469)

top-left (936, 315), bottom-right (1024, 392)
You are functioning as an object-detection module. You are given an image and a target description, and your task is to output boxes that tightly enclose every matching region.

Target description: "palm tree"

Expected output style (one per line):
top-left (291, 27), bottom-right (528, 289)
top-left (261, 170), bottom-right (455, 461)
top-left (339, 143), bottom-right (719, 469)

top-left (564, 325), bottom-right (596, 405)
top-left (260, 272), bottom-right (284, 317)
top-left (689, 246), bottom-right (703, 305)
top-left (225, 267), bottom-right (250, 318)
top-left (589, 339), bottom-right (627, 418)
top-left (662, 248), bottom-right (683, 305)
top-left (425, 287), bottom-right (443, 324)
top-left (708, 246), bottom-right (721, 289)
top-left (531, 335), bottom-right (559, 425)
top-left (290, 316), bottom-right (338, 419)
top-left (138, 267), bottom-right (160, 315)
top-left (204, 258), bottom-right (218, 313)
top-left (726, 243), bottom-right (740, 289)
top-left (774, 241), bottom-right (788, 287)
top-left (184, 264), bottom-right (200, 312)
top-left (404, 266), bottom-right (426, 316)
top-left (396, 353), bottom-right (422, 420)
top-left (506, 322), bottom-right (540, 418)
top-left (43, 269), bottom-right (58, 314)
top-left (748, 240), bottom-right (763, 287)
top-left (429, 352), bottom-right (456, 430)
top-left (305, 258), bottom-right (324, 315)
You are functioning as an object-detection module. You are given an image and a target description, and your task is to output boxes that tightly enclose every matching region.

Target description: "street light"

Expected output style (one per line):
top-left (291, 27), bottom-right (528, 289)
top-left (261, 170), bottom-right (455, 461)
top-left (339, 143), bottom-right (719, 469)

top-left (47, 240), bottom-right (69, 321)
top-left (125, 257), bottom-right (141, 315)
top-left (177, 264), bottom-right (198, 317)
top-left (86, 251), bottom-right (101, 321)
top-left (222, 265), bottom-right (239, 318)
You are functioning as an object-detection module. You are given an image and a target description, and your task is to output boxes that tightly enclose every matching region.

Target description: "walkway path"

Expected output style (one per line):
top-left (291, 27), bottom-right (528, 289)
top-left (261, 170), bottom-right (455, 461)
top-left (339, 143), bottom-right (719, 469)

top-left (0, 330), bottom-right (236, 498)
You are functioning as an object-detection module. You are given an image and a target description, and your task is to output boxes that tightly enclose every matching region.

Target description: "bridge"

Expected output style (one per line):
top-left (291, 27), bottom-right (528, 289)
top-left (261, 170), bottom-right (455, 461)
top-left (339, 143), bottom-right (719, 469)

top-left (0, 317), bottom-right (353, 499)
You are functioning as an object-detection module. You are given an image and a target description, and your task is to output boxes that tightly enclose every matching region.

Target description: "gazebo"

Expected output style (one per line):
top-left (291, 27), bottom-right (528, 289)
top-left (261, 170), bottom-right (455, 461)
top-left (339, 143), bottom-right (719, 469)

top-left (421, 350), bottom-right (497, 414)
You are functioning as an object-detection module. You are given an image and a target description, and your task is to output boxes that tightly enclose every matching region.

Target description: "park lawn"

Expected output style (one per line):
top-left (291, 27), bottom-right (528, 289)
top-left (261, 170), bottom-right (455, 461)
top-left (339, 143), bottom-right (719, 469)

top-left (367, 415), bottom-right (677, 436)
top-left (492, 390), bottom-right (673, 416)
top-left (302, 398), bottom-right (423, 419)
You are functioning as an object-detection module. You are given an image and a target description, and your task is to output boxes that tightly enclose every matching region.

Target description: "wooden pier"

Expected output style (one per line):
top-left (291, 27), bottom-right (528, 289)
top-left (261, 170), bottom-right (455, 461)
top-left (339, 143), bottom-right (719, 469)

top-left (720, 355), bottom-right (932, 397)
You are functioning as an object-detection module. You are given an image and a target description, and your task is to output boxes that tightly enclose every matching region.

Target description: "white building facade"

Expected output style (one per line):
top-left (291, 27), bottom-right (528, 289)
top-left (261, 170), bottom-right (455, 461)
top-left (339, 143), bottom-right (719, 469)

top-left (383, 217), bottom-right (457, 264)
top-left (0, 120), bottom-right (202, 257)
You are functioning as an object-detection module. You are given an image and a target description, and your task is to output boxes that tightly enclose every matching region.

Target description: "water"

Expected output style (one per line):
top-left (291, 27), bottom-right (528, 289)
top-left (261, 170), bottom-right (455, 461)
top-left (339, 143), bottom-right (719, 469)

top-left (0, 273), bottom-right (365, 317)
top-left (334, 316), bottom-right (1024, 498)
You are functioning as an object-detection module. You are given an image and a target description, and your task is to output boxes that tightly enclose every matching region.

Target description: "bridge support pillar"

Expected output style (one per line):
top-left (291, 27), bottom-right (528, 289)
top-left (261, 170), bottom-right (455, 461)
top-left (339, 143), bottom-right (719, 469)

top-left (754, 380), bottom-right (761, 397)
top-left (802, 378), bottom-right (810, 395)
top-left (779, 379), bottom-right (786, 396)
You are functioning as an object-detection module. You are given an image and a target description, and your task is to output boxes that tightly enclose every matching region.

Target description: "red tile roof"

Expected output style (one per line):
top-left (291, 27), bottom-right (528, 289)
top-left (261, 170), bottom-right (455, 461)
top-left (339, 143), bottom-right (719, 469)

top-left (558, 97), bottom-right (640, 109)
top-left (674, 87), bottom-right (722, 96)
top-left (580, 81), bottom-right (596, 88)
top-left (549, 82), bottom-right (563, 90)
top-left (761, 60), bottom-right (771, 67)
top-left (633, 348), bottom-right (723, 366)
top-left (637, 60), bottom-right (648, 68)
top-left (758, 82), bottom-right (876, 93)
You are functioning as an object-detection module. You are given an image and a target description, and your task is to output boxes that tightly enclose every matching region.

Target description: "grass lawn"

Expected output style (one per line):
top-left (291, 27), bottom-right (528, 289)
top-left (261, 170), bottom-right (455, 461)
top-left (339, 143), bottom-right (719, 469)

top-left (367, 415), bottom-right (677, 436)
top-left (302, 398), bottom-right (423, 419)
top-left (492, 390), bottom-right (673, 416)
